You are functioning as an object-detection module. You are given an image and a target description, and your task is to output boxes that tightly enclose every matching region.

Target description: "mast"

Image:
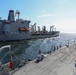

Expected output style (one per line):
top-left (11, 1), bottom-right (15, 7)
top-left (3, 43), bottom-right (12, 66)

top-left (15, 10), bottom-right (20, 19)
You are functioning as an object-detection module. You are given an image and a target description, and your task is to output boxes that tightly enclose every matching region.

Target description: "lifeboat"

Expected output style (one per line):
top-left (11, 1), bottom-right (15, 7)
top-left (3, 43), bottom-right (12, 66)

top-left (19, 27), bottom-right (30, 31)
top-left (25, 28), bottom-right (30, 31)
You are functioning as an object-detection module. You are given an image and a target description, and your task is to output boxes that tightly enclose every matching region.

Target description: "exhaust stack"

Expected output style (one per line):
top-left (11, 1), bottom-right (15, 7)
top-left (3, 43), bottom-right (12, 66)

top-left (8, 10), bottom-right (15, 21)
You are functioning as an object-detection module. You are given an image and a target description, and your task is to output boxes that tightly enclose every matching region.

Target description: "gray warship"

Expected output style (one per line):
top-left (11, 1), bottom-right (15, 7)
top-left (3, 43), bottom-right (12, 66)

top-left (0, 10), bottom-right (59, 41)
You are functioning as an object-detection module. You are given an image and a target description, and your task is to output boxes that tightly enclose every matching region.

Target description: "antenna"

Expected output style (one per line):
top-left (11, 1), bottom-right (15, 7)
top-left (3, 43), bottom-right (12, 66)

top-left (15, 10), bottom-right (20, 19)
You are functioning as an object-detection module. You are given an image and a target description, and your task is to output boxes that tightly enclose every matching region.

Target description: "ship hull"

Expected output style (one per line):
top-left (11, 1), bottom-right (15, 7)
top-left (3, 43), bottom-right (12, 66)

top-left (0, 32), bottom-right (59, 41)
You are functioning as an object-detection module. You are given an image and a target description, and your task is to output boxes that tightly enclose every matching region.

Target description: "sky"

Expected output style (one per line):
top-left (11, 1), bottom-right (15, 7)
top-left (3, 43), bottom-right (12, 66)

top-left (0, 0), bottom-right (76, 33)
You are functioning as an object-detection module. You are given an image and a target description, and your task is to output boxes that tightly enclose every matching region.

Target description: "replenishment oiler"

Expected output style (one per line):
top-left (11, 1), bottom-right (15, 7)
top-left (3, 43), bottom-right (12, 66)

top-left (0, 10), bottom-right (59, 41)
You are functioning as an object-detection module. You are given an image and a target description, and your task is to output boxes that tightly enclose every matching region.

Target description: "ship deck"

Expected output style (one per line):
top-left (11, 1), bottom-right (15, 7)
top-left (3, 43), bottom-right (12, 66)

top-left (13, 43), bottom-right (76, 75)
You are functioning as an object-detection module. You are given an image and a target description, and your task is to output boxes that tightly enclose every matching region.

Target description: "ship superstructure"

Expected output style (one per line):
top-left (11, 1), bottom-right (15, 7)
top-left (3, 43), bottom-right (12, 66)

top-left (0, 10), bottom-right (59, 41)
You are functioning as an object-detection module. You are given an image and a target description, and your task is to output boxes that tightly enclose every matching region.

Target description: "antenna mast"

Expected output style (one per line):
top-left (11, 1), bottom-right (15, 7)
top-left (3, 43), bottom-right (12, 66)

top-left (15, 10), bottom-right (20, 19)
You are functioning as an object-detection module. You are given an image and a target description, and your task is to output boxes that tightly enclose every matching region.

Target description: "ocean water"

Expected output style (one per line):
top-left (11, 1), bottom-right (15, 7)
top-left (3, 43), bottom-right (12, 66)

top-left (19, 33), bottom-right (76, 61)
top-left (0, 33), bottom-right (76, 66)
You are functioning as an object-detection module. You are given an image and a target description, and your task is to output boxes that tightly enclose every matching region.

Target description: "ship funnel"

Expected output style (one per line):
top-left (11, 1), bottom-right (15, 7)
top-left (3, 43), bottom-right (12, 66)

top-left (8, 10), bottom-right (15, 21)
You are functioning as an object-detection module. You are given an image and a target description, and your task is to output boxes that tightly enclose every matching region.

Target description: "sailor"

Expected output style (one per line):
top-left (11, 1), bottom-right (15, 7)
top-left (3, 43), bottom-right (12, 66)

top-left (66, 45), bottom-right (69, 48)
top-left (41, 54), bottom-right (44, 61)
top-left (54, 46), bottom-right (56, 51)
top-left (57, 46), bottom-right (59, 50)
top-left (47, 51), bottom-right (50, 54)
top-left (39, 50), bottom-right (41, 54)
top-left (59, 45), bottom-right (62, 48)
top-left (35, 55), bottom-right (41, 63)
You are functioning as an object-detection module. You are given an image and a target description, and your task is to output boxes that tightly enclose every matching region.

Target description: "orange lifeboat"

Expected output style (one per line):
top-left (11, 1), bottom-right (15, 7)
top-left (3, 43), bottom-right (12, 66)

top-left (25, 28), bottom-right (30, 31)
top-left (19, 27), bottom-right (30, 31)
top-left (19, 28), bottom-right (25, 31)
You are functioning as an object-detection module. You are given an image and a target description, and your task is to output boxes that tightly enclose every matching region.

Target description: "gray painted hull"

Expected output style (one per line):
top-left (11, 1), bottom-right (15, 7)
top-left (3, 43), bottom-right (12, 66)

top-left (0, 33), bottom-right (59, 41)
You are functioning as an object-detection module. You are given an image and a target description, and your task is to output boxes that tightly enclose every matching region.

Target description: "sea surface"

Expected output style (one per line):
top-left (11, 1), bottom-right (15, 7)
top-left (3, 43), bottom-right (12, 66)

top-left (0, 33), bottom-right (76, 68)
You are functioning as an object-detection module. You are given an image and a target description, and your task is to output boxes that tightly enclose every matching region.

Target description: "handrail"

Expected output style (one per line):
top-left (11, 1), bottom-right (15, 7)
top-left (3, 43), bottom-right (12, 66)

top-left (0, 45), bottom-right (11, 53)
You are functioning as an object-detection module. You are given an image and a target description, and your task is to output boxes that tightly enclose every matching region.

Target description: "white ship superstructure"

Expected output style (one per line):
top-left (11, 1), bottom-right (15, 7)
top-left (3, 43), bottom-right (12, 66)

top-left (0, 10), bottom-right (59, 41)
